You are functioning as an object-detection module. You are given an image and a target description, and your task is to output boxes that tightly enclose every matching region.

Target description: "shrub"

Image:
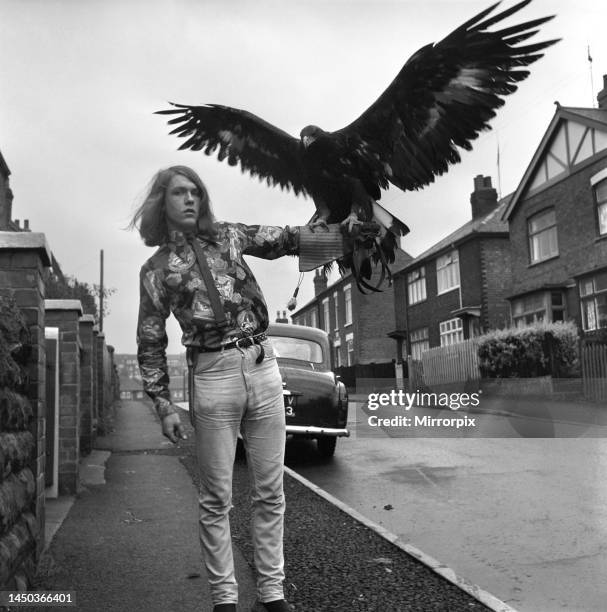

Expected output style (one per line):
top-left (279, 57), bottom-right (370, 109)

top-left (477, 321), bottom-right (579, 378)
top-left (0, 296), bottom-right (30, 390)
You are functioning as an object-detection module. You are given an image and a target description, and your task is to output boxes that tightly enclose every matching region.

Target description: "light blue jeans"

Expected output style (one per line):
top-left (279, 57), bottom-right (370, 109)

top-left (193, 339), bottom-right (286, 605)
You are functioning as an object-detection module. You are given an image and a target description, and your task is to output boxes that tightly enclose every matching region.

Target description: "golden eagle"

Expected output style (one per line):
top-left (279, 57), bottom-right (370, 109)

top-left (157, 0), bottom-right (558, 292)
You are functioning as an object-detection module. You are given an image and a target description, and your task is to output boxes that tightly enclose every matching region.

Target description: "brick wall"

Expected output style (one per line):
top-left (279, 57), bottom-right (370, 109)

top-left (459, 240), bottom-right (483, 307)
top-left (406, 256), bottom-right (461, 348)
top-left (78, 315), bottom-right (95, 455)
top-left (480, 237), bottom-right (512, 331)
top-left (355, 264), bottom-right (399, 363)
top-left (45, 300), bottom-right (82, 496)
top-left (509, 156), bottom-right (607, 328)
top-left (95, 333), bottom-right (117, 435)
top-left (0, 231), bottom-right (51, 587)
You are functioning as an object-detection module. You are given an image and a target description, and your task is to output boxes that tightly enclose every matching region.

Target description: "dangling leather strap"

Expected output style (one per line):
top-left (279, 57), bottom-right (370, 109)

top-left (188, 237), bottom-right (229, 329)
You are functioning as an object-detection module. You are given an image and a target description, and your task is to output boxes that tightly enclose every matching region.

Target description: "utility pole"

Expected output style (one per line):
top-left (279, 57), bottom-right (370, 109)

top-left (99, 249), bottom-right (104, 332)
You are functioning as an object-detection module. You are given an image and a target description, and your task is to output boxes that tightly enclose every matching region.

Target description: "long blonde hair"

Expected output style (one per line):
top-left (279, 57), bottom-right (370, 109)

top-left (130, 166), bottom-right (217, 246)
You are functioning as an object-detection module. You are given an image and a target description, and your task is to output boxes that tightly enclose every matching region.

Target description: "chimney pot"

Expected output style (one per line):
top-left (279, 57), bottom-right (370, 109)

top-left (470, 175), bottom-right (498, 219)
top-left (313, 268), bottom-right (328, 296)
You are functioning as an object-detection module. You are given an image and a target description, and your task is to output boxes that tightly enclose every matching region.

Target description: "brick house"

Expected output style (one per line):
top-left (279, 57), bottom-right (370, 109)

top-left (502, 76), bottom-right (607, 336)
top-left (291, 248), bottom-right (412, 367)
top-left (116, 353), bottom-right (186, 401)
top-left (393, 175), bottom-right (513, 359)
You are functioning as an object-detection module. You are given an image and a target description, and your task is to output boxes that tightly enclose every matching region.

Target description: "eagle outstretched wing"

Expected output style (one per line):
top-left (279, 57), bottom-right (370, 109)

top-left (156, 0), bottom-right (558, 293)
top-left (334, 0), bottom-right (559, 192)
top-left (156, 103), bottom-right (308, 196)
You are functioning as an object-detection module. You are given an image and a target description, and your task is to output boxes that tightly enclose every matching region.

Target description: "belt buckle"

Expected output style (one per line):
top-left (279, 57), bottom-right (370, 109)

top-left (235, 337), bottom-right (248, 350)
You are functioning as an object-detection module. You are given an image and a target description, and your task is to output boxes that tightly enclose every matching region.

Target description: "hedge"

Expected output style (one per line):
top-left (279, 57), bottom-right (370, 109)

top-left (477, 320), bottom-right (579, 378)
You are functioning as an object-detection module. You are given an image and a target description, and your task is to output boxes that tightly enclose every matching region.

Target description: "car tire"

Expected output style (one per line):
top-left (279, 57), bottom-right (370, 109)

top-left (317, 436), bottom-right (337, 458)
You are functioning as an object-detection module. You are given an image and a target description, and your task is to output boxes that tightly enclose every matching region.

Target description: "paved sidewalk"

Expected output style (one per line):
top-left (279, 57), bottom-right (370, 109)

top-left (39, 400), bottom-right (257, 612)
top-left (37, 399), bottom-right (497, 612)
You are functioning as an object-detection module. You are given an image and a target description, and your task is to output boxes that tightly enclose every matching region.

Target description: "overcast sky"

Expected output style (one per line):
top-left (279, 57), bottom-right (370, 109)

top-left (1, 0), bottom-right (606, 355)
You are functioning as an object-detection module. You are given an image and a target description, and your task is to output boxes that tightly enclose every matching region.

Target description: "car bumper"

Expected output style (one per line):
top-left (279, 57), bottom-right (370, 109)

top-left (286, 425), bottom-right (350, 437)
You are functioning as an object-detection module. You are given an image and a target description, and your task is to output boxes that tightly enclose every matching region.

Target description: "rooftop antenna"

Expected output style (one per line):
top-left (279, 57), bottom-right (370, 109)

top-left (496, 134), bottom-right (502, 200)
top-left (588, 45), bottom-right (595, 107)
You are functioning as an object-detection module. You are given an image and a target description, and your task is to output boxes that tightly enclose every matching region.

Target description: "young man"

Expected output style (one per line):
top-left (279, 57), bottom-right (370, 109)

top-left (133, 165), bottom-right (336, 612)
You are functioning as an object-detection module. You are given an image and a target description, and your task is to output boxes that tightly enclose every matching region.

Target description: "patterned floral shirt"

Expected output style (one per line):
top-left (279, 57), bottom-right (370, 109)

top-left (137, 222), bottom-right (299, 416)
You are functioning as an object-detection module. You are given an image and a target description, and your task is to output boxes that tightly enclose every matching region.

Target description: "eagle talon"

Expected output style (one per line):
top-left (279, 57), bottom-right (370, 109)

top-left (341, 213), bottom-right (363, 234)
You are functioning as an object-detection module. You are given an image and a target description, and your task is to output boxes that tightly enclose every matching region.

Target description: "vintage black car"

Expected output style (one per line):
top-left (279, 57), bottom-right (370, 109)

top-left (267, 322), bottom-right (349, 457)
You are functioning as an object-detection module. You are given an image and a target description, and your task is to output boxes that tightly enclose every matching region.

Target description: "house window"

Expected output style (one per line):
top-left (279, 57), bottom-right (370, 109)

top-left (439, 318), bottom-right (463, 346)
top-left (409, 327), bottom-right (429, 360)
top-left (344, 285), bottom-right (352, 325)
top-left (310, 309), bottom-right (318, 328)
top-left (345, 333), bottom-right (354, 366)
top-left (511, 291), bottom-right (566, 327)
top-left (333, 292), bottom-right (339, 330)
top-left (436, 250), bottom-right (460, 294)
top-left (322, 299), bottom-right (330, 333)
top-left (407, 267), bottom-right (426, 304)
top-left (580, 270), bottom-right (607, 331)
top-left (333, 340), bottom-right (342, 368)
top-left (528, 208), bottom-right (558, 263)
top-left (595, 178), bottom-right (607, 236)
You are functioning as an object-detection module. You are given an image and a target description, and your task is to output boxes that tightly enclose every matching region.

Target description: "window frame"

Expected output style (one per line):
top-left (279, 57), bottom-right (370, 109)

top-left (511, 290), bottom-right (566, 328)
top-left (322, 298), bottom-right (330, 333)
top-left (436, 250), bottom-right (460, 295)
top-left (580, 270), bottom-right (607, 331)
top-left (345, 332), bottom-right (354, 366)
top-left (593, 177), bottom-right (607, 236)
top-left (409, 327), bottom-right (429, 360)
top-left (439, 317), bottom-right (464, 346)
top-left (407, 266), bottom-right (427, 304)
top-left (333, 291), bottom-right (339, 331)
top-left (528, 208), bottom-right (558, 264)
top-left (344, 284), bottom-right (352, 326)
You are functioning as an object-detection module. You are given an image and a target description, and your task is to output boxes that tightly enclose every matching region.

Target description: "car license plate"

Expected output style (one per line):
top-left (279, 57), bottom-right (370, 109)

top-left (283, 393), bottom-right (297, 417)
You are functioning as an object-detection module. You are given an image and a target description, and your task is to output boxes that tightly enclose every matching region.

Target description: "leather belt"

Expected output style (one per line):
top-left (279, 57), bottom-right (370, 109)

top-left (196, 333), bottom-right (267, 363)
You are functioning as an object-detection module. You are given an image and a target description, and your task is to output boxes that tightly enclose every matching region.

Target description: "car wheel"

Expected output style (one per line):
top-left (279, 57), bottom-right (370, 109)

top-left (317, 436), bottom-right (337, 458)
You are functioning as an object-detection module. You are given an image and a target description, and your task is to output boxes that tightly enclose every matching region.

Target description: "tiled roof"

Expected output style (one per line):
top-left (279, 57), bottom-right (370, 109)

top-left (401, 195), bottom-right (512, 270)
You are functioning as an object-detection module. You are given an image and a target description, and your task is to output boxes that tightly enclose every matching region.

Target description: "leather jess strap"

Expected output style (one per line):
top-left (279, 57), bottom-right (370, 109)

top-left (188, 237), bottom-right (229, 329)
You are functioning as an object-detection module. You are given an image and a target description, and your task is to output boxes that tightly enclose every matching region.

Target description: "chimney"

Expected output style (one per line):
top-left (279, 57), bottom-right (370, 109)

top-left (275, 310), bottom-right (289, 323)
top-left (313, 268), bottom-right (328, 296)
top-left (598, 74), bottom-right (607, 110)
top-left (24, 219), bottom-right (30, 231)
top-left (470, 175), bottom-right (498, 219)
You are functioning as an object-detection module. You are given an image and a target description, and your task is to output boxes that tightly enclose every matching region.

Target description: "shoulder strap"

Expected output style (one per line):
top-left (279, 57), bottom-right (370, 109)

top-left (188, 237), bottom-right (229, 329)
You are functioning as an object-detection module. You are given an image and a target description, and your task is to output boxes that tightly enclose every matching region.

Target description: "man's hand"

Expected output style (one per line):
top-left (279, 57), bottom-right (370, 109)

top-left (162, 412), bottom-right (187, 443)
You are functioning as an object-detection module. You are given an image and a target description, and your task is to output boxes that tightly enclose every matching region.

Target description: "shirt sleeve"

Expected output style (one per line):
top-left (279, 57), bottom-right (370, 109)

top-left (136, 262), bottom-right (175, 419)
top-left (239, 224), bottom-right (300, 259)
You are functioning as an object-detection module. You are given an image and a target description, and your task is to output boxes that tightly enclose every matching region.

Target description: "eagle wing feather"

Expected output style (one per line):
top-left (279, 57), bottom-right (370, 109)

top-left (332, 0), bottom-right (559, 192)
top-left (156, 103), bottom-right (309, 196)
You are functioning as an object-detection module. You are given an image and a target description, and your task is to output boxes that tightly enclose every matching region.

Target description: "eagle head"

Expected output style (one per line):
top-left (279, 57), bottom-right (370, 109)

top-left (300, 125), bottom-right (324, 148)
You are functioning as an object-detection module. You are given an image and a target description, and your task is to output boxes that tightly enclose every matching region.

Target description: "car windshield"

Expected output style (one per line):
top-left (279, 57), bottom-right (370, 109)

top-left (269, 336), bottom-right (325, 365)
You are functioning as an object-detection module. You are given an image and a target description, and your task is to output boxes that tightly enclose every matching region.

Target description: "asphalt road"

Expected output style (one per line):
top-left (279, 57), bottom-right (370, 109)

top-left (286, 400), bottom-right (607, 612)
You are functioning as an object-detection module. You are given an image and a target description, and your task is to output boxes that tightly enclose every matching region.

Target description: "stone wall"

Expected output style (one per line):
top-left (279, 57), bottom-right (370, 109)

top-left (0, 232), bottom-right (51, 588)
top-left (78, 315), bottom-right (95, 456)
